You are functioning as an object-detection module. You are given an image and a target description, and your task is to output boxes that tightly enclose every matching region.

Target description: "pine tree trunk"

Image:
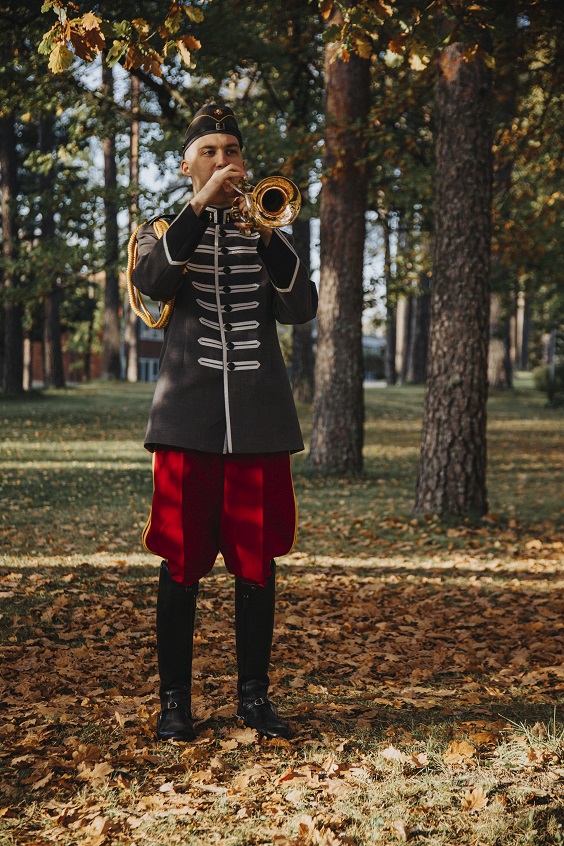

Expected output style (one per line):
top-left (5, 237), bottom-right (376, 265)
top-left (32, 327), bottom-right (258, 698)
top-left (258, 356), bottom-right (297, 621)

top-left (291, 213), bottom-right (314, 403)
top-left (503, 315), bottom-right (513, 388)
top-left (43, 286), bottom-right (65, 388)
top-left (382, 217), bottom-right (397, 386)
top-left (39, 116), bottom-right (65, 389)
top-left (414, 44), bottom-right (492, 518)
top-left (0, 114), bottom-right (23, 395)
top-left (23, 335), bottom-right (32, 391)
top-left (308, 4), bottom-right (370, 473)
top-left (125, 73), bottom-right (140, 382)
top-left (409, 272), bottom-right (431, 384)
top-left (521, 293), bottom-right (531, 370)
top-left (401, 295), bottom-right (414, 383)
top-left (488, 293), bottom-right (508, 389)
top-left (102, 61), bottom-right (122, 380)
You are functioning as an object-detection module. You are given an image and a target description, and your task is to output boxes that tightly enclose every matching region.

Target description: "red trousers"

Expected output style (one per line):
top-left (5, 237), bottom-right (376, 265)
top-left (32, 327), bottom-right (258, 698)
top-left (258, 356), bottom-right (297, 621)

top-left (142, 450), bottom-right (296, 587)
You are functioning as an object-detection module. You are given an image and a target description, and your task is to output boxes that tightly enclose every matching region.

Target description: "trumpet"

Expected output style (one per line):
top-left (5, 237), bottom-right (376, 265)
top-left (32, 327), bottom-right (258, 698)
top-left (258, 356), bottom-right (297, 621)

top-left (229, 175), bottom-right (301, 235)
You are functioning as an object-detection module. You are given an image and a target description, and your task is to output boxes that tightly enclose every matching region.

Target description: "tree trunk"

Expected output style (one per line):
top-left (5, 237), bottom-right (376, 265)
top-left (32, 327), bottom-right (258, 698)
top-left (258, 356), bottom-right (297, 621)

top-left (520, 292), bottom-right (531, 370)
top-left (382, 216), bottom-right (397, 386)
top-left (43, 286), bottom-right (65, 388)
top-left (23, 335), bottom-right (33, 391)
top-left (125, 73), bottom-right (140, 382)
top-left (488, 293), bottom-right (508, 389)
top-left (84, 309), bottom-right (93, 381)
top-left (39, 116), bottom-right (65, 389)
top-left (102, 61), bottom-right (122, 380)
top-left (414, 44), bottom-right (492, 518)
top-left (0, 114), bottom-right (24, 396)
top-left (308, 4), bottom-right (370, 473)
top-left (291, 212), bottom-right (315, 403)
top-left (503, 314), bottom-right (513, 388)
top-left (409, 272), bottom-right (431, 384)
top-left (401, 295), bottom-right (414, 384)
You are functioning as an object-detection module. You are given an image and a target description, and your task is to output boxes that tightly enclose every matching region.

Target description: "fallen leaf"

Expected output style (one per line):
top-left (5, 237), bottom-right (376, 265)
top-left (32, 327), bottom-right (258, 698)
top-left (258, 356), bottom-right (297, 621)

top-left (76, 761), bottom-right (113, 783)
top-left (461, 786), bottom-right (488, 812)
top-left (225, 727), bottom-right (258, 745)
top-left (392, 818), bottom-right (409, 840)
top-left (444, 740), bottom-right (477, 765)
top-left (382, 744), bottom-right (407, 763)
top-left (31, 771), bottom-right (54, 791)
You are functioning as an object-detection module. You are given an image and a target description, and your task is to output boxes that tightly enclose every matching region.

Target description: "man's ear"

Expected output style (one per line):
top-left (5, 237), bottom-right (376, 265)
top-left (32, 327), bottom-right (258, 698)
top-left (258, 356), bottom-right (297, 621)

top-left (181, 159), bottom-right (191, 177)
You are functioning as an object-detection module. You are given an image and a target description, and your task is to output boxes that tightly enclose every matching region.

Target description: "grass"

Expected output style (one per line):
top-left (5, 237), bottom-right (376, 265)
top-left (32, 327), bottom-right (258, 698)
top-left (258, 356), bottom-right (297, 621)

top-left (1, 375), bottom-right (563, 845)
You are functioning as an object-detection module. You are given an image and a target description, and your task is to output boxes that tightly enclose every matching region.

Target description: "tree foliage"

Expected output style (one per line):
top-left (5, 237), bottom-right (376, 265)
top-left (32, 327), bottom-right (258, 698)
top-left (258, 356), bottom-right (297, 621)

top-left (38, 0), bottom-right (203, 75)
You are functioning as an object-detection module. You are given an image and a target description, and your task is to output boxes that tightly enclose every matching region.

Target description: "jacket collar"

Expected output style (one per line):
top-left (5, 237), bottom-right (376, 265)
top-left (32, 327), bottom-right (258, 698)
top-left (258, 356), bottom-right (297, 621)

top-left (203, 206), bottom-right (234, 225)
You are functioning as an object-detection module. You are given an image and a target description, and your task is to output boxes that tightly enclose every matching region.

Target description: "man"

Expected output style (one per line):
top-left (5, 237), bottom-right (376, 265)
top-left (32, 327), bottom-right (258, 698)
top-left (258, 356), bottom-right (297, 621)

top-left (132, 104), bottom-right (317, 742)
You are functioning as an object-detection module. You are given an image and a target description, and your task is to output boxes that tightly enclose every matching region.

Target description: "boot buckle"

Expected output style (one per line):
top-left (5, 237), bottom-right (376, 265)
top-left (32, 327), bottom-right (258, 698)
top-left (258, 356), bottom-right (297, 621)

top-left (253, 697), bottom-right (267, 707)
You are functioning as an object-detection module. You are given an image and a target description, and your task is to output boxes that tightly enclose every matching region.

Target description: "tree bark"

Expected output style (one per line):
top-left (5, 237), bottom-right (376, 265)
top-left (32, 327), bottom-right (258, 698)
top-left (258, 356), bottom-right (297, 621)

top-left (101, 61), bottom-right (122, 380)
top-left (503, 314), bottom-right (513, 388)
top-left (414, 44), bottom-right (492, 518)
top-left (401, 295), bottom-right (414, 384)
top-left (125, 72), bottom-right (140, 382)
top-left (308, 4), bottom-right (370, 473)
top-left (291, 212), bottom-right (315, 403)
top-left (382, 215), bottom-right (397, 386)
top-left (488, 293), bottom-right (508, 389)
top-left (39, 116), bottom-right (65, 389)
top-left (0, 114), bottom-right (24, 396)
top-left (520, 292), bottom-right (531, 370)
top-left (409, 271), bottom-right (431, 384)
top-left (43, 286), bottom-right (65, 388)
top-left (23, 335), bottom-right (32, 391)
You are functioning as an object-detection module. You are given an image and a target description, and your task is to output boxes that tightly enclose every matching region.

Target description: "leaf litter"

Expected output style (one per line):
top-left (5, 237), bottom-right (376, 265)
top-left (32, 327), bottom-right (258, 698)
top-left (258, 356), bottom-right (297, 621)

top-left (1, 552), bottom-right (564, 844)
top-left (1, 382), bottom-right (563, 842)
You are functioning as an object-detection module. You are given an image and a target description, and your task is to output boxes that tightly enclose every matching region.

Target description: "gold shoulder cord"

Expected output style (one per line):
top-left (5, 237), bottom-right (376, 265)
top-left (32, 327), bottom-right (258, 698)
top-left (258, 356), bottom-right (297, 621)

top-left (126, 218), bottom-right (175, 329)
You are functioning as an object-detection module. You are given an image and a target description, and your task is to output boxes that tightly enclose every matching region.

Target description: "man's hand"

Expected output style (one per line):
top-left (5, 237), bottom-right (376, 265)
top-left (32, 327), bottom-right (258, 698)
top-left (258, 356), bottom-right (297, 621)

top-left (189, 164), bottom-right (247, 216)
top-left (230, 195), bottom-right (273, 244)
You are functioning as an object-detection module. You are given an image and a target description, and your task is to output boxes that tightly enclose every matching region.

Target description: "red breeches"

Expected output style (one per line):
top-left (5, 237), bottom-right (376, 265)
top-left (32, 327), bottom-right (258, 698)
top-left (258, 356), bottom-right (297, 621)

top-left (142, 450), bottom-right (296, 587)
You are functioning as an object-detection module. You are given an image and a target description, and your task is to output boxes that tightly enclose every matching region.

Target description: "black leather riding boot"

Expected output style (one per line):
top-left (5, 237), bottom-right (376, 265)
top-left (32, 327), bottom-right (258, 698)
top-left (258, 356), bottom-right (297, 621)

top-left (156, 561), bottom-right (198, 742)
top-left (235, 561), bottom-right (291, 739)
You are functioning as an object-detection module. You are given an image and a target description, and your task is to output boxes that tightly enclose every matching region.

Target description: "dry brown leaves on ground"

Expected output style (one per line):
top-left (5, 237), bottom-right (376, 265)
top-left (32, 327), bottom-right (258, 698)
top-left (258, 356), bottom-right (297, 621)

top-left (1, 552), bottom-right (564, 844)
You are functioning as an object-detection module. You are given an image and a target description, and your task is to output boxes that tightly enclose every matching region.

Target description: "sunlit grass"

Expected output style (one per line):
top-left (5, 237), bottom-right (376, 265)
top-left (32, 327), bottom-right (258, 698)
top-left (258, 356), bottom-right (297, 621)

top-left (0, 377), bottom-right (562, 560)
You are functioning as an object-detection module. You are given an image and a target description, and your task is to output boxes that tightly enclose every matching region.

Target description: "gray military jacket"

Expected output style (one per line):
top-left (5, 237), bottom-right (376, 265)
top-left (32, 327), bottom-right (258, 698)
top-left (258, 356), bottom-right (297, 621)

top-left (132, 201), bottom-right (318, 455)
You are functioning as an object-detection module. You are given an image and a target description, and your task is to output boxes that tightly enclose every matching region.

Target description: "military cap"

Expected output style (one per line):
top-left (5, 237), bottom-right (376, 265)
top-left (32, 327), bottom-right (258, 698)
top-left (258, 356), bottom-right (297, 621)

top-left (182, 104), bottom-right (244, 155)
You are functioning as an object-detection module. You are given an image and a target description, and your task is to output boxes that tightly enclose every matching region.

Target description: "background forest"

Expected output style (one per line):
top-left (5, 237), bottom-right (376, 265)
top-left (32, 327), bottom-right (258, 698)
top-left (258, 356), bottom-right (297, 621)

top-left (1, 2), bottom-right (562, 489)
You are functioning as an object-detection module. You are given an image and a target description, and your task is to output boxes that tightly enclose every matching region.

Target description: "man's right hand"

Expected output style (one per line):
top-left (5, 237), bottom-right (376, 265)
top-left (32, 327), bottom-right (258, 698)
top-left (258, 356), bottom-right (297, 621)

top-left (190, 164), bottom-right (247, 216)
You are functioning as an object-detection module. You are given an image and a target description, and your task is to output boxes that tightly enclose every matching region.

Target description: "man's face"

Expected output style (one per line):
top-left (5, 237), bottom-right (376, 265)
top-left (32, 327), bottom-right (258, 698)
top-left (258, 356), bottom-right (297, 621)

top-left (181, 133), bottom-right (245, 205)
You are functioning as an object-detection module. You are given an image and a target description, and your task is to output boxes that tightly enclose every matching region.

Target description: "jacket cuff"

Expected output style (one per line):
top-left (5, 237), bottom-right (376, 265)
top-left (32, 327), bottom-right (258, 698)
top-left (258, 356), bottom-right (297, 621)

top-left (162, 202), bottom-right (209, 264)
top-left (257, 229), bottom-right (302, 292)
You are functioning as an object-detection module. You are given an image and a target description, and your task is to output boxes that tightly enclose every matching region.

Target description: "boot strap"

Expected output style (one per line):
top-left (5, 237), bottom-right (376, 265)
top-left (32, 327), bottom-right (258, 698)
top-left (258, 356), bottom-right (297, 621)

top-left (241, 696), bottom-right (278, 715)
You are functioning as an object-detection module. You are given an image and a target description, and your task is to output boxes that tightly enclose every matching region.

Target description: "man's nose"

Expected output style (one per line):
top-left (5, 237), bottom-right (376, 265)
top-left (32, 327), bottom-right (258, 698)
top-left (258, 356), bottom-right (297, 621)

top-left (215, 151), bottom-right (229, 167)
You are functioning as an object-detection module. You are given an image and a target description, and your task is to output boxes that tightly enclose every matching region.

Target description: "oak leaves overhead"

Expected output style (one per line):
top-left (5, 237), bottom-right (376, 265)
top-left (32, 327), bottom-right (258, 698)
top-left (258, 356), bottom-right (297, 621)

top-left (38, 1), bottom-right (202, 75)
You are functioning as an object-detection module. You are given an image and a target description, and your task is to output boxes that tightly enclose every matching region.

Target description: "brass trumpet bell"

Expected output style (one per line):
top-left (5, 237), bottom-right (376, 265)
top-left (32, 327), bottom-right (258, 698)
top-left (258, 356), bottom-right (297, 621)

top-left (230, 176), bottom-right (301, 234)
